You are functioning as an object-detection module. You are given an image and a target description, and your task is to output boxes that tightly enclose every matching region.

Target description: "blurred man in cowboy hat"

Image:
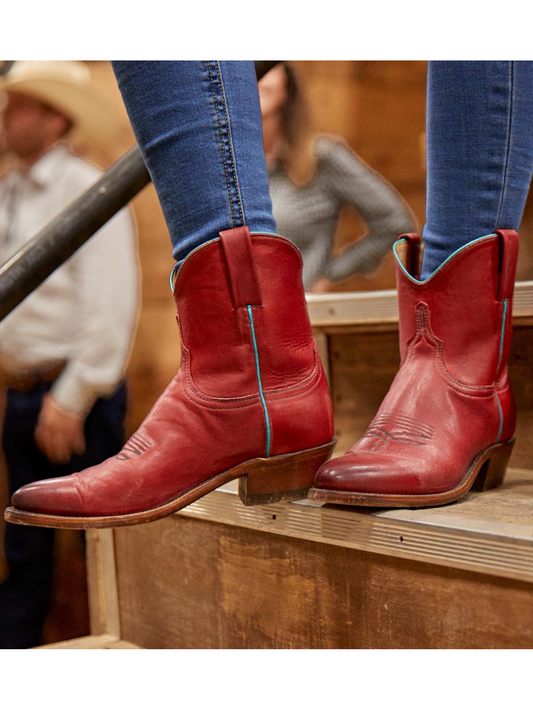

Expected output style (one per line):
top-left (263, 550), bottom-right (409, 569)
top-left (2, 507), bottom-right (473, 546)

top-left (0, 61), bottom-right (139, 648)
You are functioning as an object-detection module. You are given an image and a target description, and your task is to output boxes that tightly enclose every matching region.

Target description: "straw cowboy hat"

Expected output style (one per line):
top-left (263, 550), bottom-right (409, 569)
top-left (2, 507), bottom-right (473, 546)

top-left (0, 61), bottom-right (121, 144)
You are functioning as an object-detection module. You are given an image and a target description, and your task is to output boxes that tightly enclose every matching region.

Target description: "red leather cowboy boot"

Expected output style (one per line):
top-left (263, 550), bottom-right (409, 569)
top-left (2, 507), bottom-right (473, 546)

top-left (6, 227), bottom-right (335, 528)
top-left (309, 229), bottom-right (518, 508)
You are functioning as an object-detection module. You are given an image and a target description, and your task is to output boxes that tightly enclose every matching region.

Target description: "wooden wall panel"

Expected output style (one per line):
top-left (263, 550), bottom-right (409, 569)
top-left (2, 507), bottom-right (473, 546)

top-left (510, 326), bottom-right (533, 469)
top-left (114, 516), bottom-right (533, 649)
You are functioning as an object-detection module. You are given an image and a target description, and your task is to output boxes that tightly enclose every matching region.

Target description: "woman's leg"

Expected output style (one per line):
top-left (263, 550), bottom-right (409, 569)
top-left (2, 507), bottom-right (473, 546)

top-left (422, 60), bottom-right (533, 277)
top-left (112, 61), bottom-right (276, 262)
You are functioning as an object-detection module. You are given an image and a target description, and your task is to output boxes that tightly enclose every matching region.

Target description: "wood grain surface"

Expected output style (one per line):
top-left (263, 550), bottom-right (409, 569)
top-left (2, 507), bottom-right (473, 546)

top-left (113, 515), bottom-right (533, 649)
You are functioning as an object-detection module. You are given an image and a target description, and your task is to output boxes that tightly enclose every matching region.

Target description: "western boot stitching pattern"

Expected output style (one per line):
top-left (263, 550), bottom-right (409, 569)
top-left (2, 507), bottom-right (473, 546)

top-left (407, 303), bottom-right (497, 395)
top-left (115, 434), bottom-right (153, 461)
top-left (181, 345), bottom-right (320, 404)
top-left (206, 61), bottom-right (246, 228)
top-left (361, 414), bottom-right (435, 452)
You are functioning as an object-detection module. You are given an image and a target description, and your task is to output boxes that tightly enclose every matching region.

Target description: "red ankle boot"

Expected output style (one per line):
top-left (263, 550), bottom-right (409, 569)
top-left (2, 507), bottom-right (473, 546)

top-left (6, 227), bottom-right (335, 528)
top-left (309, 229), bottom-right (518, 508)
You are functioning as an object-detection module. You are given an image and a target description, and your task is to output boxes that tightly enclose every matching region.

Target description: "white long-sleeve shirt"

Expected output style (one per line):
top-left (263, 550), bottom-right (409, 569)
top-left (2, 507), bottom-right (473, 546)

top-left (0, 143), bottom-right (140, 414)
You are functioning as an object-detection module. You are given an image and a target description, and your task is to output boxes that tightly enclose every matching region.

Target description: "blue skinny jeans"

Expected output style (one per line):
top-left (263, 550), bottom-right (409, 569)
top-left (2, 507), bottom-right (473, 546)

top-left (112, 61), bottom-right (275, 264)
top-left (422, 61), bottom-right (533, 277)
top-left (113, 61), bottom-right (533, 278)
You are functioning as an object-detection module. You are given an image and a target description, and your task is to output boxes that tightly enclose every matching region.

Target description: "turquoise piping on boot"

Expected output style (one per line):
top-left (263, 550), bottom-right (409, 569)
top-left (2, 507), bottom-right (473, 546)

top-left (247, 304), bottom-right (271, 458)
top-left (494, 298), bottom-right (509, 444)
top-left (393, 233), bottom-right (497, 285)
top-left (497, 299), bottom-right (508, 372)
top-left (170, 232), bottom-right (292, 294)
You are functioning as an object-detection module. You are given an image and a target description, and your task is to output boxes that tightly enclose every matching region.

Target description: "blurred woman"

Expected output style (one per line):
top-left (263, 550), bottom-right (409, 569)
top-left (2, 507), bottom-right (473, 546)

top-left (259, 62), bottom-right (415, 291)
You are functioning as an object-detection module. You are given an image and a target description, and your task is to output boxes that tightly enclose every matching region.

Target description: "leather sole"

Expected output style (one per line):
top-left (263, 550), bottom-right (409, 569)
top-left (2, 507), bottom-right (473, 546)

top-left (307, 438), bottom-right (515, 508)
top-left (4, 439), bottom-right (336, 530)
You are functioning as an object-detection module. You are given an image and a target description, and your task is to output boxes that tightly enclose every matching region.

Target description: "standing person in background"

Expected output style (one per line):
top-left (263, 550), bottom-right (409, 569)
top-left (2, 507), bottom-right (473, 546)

top-left (259, 62), bottom-right (415, 292)
top-left (0, 61), bottom-right (139, 648)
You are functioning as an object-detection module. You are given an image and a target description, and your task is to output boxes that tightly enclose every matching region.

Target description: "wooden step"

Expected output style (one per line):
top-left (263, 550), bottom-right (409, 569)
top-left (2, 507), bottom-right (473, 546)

top-left (188, 469), bottom-right (533, 585)
top-left (307, 280), bottom-right (533, 327)
top-left (82, 467), bottom-right (533, 649)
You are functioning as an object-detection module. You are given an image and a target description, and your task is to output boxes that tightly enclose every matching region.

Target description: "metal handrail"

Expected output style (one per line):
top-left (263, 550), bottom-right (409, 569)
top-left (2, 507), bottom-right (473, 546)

top-left (0, 61), bottom-right (280, 322)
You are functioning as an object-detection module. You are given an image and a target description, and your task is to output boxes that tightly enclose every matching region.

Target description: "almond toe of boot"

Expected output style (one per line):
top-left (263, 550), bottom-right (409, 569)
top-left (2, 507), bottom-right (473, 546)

top-left (315, 452), bottom-right (427, 495)
top-left (11, 475), bottom-right (86, 516)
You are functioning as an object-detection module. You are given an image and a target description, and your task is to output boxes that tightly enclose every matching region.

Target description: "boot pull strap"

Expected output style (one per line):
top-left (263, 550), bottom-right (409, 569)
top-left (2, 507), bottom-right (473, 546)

top-left (219, 226), bottom-right (262, 308)
top-left (494, 229), bottom-right (519, 301)
top-left (399, 232), bottom-right (422, 279)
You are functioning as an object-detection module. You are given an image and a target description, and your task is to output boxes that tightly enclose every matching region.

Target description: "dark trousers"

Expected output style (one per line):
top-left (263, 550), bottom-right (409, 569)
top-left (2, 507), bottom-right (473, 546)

top-left (0, 380), bottom-right (127, 648)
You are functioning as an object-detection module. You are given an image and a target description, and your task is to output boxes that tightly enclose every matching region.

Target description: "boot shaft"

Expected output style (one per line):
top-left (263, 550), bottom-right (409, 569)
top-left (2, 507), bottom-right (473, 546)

top-left (173, 228), bottom-right (317, 399)
top-left (393, 229), bottom-right (519, 386)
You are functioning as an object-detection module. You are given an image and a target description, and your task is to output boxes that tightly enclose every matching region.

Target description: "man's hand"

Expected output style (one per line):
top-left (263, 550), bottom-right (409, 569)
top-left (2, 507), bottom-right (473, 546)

top-left (35, 394), bottom-right (86, 464)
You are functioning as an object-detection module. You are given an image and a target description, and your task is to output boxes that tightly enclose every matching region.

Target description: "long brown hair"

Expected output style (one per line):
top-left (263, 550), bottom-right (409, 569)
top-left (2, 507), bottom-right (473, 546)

top-left (277, 63), bottom-right (317, 186)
